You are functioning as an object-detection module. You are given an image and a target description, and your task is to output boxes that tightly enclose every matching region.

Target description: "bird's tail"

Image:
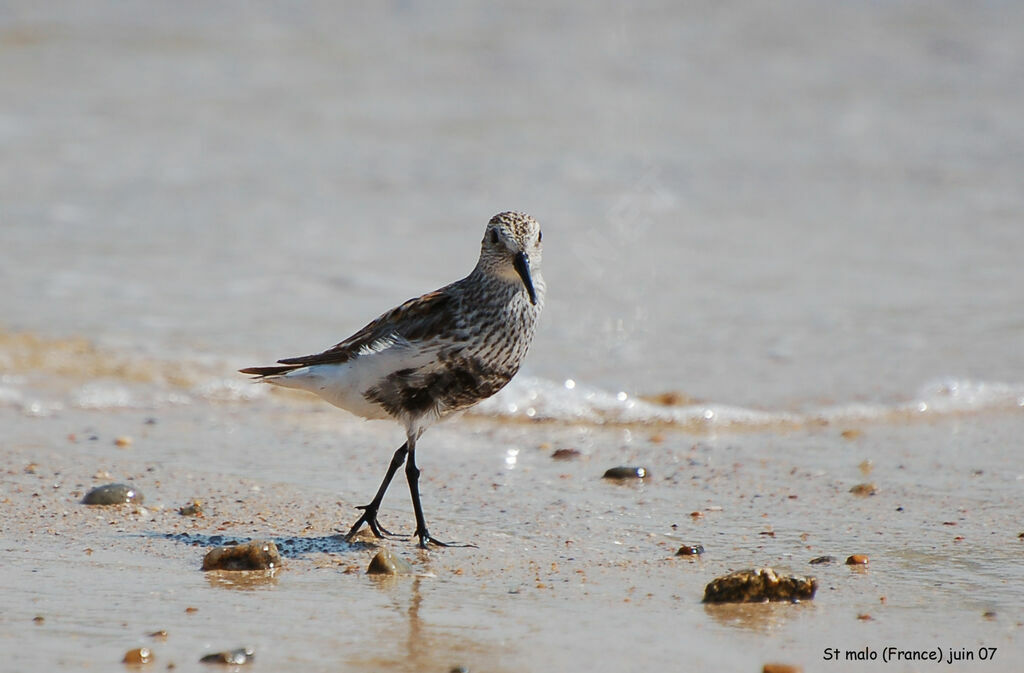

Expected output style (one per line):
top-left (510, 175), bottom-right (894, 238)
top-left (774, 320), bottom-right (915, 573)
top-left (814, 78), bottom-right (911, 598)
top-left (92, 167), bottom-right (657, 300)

top-left (239, 365), bottom-right (299, 378)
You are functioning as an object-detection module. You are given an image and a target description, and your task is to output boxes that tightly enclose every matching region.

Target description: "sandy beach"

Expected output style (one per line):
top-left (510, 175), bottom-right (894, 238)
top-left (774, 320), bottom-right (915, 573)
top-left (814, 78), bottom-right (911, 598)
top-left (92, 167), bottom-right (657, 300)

top-left (4, 368), bottom-right (1024, 671)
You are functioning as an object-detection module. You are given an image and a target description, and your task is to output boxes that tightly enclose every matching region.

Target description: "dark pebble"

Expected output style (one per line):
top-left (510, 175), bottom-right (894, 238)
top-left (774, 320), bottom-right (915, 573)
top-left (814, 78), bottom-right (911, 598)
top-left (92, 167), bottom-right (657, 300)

top-left (202, 540), bottom-right (281, 571)
top-left (809, 555), bottom-right (835, 565)
top-left (602, 466), bottom-right (648, 480)
top-left (676, 544), bottom-right (705, 556)
top-left (551, 448), bottom-right (581, 461)
top-left (367, 548), bottom-right (414, 575)
top-left (200, 648), bottom-right (254, 665)
top-left (702, 567), bottom-right (817, 603)
top-left (178, 500), bottom-right (203, 517)
top-left (82, 483), bottom-right (144, 505)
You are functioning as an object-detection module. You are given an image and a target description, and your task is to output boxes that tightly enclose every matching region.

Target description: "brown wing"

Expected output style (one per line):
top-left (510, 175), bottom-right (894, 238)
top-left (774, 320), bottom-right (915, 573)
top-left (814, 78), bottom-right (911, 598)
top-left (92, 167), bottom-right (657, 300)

top-left (270, 289), bottom-right (458, 368)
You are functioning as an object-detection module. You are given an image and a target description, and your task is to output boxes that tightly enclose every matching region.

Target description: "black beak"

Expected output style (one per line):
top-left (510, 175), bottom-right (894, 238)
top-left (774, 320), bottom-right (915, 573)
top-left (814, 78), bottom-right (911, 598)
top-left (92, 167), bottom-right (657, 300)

top-left (513, 251), bottom-right (538, 305)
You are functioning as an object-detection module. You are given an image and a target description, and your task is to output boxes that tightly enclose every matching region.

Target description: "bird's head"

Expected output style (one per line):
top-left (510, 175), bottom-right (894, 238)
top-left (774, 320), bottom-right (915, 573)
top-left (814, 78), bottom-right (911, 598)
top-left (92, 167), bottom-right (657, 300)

top-left (478, 211), bottom-right (543, 305)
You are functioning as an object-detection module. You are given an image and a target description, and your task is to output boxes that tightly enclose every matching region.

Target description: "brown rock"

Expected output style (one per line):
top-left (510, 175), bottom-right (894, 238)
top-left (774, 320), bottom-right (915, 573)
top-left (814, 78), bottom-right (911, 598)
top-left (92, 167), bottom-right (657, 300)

top-left (703, 567), bottom-right (817, 603)
top-left (367, 548), bottom-right (414, 575)
top-left (849, 483), bottom-right (877, 496)
top-left (202, 540), bottom-right (281, 571)
top-left (676, 544), bottom-right (705, 556)
top-left (763, 664), bottom-right (802, 673)
top-left (123, 648), bottom-right (153, 665)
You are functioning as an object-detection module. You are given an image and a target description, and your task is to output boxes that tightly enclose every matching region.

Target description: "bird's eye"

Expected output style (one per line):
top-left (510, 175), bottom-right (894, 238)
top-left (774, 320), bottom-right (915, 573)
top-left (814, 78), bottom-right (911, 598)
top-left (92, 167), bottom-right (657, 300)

top-left (538, 230), bottom-right (542, 243)
top-left (489, 229), bottom-right (499, 245)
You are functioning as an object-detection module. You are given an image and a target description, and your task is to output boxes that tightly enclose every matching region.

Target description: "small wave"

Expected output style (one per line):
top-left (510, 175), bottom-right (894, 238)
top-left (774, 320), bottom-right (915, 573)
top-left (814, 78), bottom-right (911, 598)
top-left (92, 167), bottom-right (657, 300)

top-left (190, 378), bottom-right (268, 403)
top-left (469, 376), bottom-right (1024, 430)
top-left (471, 376), bottom-right (798, 431)
top-left (71, 381), bottom-right (193, 410)
top-left (3, 329), bottom-right (1022, 428)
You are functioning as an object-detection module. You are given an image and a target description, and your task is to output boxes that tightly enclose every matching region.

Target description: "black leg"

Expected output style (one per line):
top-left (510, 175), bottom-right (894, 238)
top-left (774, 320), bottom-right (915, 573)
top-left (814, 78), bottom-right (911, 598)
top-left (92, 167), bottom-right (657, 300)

top-left (405, 436), bottom-right (473, 549)
top-left (344, 442), bottom-right (408, 541)
top-left (405, 438), bottom-right (437, 548)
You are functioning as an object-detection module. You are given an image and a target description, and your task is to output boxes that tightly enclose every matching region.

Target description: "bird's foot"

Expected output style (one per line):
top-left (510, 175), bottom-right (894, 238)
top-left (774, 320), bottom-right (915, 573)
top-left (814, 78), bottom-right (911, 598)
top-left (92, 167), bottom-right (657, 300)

top-left (415, 528), bottom-right (477, 550)
top-left (344, 505), bottom-right (407, 541)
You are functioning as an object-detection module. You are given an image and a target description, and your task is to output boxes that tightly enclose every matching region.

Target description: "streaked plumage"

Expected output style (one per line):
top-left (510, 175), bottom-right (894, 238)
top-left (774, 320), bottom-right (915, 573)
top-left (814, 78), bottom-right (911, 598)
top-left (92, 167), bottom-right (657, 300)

top-left (240, 211), bottom-right (544, 548)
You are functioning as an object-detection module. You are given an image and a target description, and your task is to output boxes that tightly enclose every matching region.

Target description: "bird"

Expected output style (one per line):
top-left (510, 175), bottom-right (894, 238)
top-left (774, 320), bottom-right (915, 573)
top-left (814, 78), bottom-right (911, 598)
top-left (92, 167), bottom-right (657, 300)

top-left (240, 211), bottom-right (544, 548)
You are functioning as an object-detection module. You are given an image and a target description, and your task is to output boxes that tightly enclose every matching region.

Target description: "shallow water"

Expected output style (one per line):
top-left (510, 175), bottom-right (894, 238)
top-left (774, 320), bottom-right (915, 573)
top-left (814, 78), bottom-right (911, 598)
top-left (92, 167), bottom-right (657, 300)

top-left (4, 0), bottom-right (1024, 411)
top-left (2, 1), bottom-right (1024, 671)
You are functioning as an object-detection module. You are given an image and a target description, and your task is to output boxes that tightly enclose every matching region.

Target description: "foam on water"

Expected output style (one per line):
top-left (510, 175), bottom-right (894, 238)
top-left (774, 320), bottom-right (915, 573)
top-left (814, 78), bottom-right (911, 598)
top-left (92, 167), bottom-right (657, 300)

top-left (2, 330), bottom-right (1022, 429)
top-left (473, 375), bottom-right (1024, 430)
top-left (473, 376), bottom-right (799, 430)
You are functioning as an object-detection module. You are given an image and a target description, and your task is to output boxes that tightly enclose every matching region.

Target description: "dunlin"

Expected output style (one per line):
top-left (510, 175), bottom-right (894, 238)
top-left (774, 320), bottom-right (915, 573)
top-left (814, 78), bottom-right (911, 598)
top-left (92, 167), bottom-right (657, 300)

top-left (241, 212), bottom-right (544, 548)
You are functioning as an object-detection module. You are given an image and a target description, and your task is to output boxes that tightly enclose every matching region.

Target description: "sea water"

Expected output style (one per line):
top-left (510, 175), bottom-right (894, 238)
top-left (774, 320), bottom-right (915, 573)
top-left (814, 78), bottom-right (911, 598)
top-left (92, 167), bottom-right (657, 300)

top-left (3, 1), bottom-right (1023, 427)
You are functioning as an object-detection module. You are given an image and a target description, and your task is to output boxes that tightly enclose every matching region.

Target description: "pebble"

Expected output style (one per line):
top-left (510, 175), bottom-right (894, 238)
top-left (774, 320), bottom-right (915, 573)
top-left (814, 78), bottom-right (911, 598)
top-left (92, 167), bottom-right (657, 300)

top-left (178, 500), bottom-right (204, 517)
top-left (640, 391), bottom-right (694, 406)
top-left (200, 648), bottom-right (254, 665)
top-left (123, 648), bottom-right (153, 665)
top-left (202, 540), bottom-right (281, 571)
top-left (809, 556), bottom-right (836, 565)
top-left (602, 466), bottom-right (648, 480)
top-left (846, 554), bottom-right (869, 565)
top-left (675, 544), bottom-right (705, 556)
top-left (703, 567), bottom-right (818, 604)
top-left (763, 664), bottom-right (802, 673)
top-left (82, 483), bottom-right (144, 505)
top-left (115, 436), bottom-right (133, 448)
top-left (367, 548), bottom-right (414, 575)
top-left (551, 448), bottom-right (581, 461)
top-left (849, 483), bottom-right (877, 496)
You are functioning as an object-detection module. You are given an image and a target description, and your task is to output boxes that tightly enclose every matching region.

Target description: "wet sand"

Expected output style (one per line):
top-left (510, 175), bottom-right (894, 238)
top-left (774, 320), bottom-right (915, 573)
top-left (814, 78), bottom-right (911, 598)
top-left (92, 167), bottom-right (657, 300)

top-left (4, 395), bottom-right (1023, 672)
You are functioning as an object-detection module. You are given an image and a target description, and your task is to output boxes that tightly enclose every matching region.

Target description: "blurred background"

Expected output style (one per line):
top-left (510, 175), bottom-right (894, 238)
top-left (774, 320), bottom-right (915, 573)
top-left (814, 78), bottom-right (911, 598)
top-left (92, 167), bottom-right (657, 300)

top-left (3, 1), bottom-right (1023, 413)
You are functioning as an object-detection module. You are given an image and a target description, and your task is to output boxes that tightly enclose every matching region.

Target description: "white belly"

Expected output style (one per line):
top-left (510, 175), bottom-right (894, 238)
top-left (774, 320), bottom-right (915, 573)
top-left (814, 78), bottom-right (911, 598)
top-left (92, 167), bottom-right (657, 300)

top-left (263, 345), bottom-right (436, 421)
